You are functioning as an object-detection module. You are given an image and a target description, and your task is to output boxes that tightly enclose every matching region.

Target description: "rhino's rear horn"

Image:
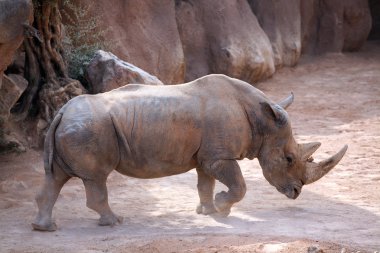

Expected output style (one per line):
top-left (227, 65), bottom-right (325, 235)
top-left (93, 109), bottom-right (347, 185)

top-left (278, 92), bottom-right (294, 109)
top-left (304, 145), bottom-right (348, 185)
top-left (301, 142), bottom-right (321, 162)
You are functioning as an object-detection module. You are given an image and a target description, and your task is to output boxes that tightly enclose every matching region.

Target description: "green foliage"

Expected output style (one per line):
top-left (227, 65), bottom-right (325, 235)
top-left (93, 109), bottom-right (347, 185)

top-left (62, 0), bottom-right (113, 87)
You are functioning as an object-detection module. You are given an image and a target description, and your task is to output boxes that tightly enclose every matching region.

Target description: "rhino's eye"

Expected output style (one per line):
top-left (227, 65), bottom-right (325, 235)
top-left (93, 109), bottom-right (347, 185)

top-left (286, 155), bottom-right (294, 166)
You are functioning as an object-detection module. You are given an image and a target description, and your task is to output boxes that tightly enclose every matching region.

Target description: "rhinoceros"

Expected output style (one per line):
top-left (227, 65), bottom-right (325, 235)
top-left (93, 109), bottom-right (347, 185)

top-left (32, 74), bottom-right (347, 231)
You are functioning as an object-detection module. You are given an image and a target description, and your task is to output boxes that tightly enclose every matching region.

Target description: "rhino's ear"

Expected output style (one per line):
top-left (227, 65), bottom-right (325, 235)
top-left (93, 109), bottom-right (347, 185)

top-left (260, 102), bottom-right (288, 127)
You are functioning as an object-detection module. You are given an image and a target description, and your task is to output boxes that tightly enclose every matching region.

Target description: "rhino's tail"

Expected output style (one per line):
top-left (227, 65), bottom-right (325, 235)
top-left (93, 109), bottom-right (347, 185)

top-left (43, 112), bottom-right (63, 175)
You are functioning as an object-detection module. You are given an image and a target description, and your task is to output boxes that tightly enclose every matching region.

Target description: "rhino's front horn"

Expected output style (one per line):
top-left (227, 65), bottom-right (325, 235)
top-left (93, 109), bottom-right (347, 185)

top-left (304, 145), bottom-right (348, 185)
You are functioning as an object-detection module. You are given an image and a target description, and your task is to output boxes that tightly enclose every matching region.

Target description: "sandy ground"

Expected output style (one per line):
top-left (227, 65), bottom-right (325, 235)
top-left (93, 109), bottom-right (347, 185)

top-left (1, 41), bottom-right (379, 252)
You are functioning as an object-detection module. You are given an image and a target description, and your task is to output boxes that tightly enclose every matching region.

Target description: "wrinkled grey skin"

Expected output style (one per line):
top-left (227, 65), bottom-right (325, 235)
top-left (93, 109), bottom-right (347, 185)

top-left (32, 74), bottom-right (347, 231)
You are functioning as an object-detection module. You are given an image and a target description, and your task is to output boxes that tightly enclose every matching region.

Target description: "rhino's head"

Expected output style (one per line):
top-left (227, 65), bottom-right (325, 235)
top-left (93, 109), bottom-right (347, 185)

top-left (257, 94), bottom-right (347, 199)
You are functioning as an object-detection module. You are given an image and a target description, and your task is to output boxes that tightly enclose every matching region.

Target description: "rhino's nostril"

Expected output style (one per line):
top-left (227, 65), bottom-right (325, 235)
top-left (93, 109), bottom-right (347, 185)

top-left (293, 186), bottom-right (301, 199)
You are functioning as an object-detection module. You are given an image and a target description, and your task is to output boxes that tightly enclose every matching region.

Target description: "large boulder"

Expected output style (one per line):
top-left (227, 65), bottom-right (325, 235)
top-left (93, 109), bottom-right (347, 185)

top-left (85, 50), bottom-right (163, 94)
top-left (0, 74), bottom-right (28, 124)
top-left (300, 0), bottom-right (319, 55)
top-left (301, 0), bottom-right (372, 54)
top-left (0, 0), bottom-right (33, 88)
top-left (0, 0), bottom-right (33, 150)
top-left (342, 0), bottom-right (372, 51)
top-left (175, 0), bottom-right (275, 83)
top-left (0, 74), bottom-right (28, 153)
top-left (64, 0), bottom-right (185, 84)
top-left (0, 0), bottom-right (33, 70)
top-left (38, 78), bottom-right (85, 123)
top-left (4, 49), bottom-right (25, 76)
top-left (248, 0), bottom-right (301, 68)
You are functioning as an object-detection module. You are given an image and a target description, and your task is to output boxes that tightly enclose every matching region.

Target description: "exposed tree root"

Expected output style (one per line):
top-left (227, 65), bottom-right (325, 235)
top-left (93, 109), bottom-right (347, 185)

top-left (15, 0), bottom-right (85, 123)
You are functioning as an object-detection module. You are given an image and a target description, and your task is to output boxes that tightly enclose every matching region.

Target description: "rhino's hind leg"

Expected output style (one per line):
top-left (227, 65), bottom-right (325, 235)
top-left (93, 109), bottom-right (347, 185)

top-left (32, 162), bottom-right (70, 231)
top-left (204, 160), bottom-right (246, 217)
top-left (196, 168), bottom-right (217, 215)
top-left (82, 179), bottom-right (123, 226)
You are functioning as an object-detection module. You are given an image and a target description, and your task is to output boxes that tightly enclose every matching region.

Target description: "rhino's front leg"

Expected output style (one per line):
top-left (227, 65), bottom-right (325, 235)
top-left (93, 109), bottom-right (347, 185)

top-left (196, 168), bottom-right (217, 215)
top-left (203, 160), bottom-right (246, 216)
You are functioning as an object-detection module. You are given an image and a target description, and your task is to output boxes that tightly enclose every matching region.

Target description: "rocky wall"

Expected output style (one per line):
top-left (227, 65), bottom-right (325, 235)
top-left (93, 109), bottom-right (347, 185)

top-left (0, 0), bottom-right (33, 152)
top-left (65, 0), bottom-right (185, 84)
top-left (0, 0), bottom-right (374, 151)
top-left (249, 0), bottom-right (301, 68)
top-left (301, 0), bottom-right (372, 54)
top-left (64, 0), bottom-right (372, 83)
top-left (175, 0), bottom-right (275, 83)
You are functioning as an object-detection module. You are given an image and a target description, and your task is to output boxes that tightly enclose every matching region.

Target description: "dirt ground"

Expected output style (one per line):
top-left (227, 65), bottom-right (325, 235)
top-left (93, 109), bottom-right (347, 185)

top-left (1, 41), bottom-right (379, 252)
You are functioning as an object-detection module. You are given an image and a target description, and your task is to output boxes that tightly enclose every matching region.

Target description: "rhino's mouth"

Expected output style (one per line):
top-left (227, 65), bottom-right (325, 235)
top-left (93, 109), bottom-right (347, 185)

top-left (286, 186), bottom-right (301, 199)
top-left (277, 184), bottom-right (302, 200)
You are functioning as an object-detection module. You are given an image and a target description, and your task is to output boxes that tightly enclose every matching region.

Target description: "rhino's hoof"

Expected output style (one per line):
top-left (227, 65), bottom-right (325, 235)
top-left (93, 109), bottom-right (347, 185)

top-left (214, 191), bottom-right (232, 216)
top-left (214, 208), bottom-right (231, 217)
top-left (32, 221), bottom-right (57, 232)
top-left (99, 214), bottom-right (123, 227)
top-left (196, 203), bottom-right (217, 215)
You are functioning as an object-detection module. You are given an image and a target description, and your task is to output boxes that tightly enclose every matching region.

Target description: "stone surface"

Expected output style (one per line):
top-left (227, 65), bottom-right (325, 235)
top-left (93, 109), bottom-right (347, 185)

top-left (249, 0), bottom-right (301, 68)
top-left (368, 0), bottom-right (380, 40)
top-left (63, 0), bottom-right (372, 83)
top-left (0, 0), bottom-right (33, 150)
top-left (85, 50), bottom-right (163, 94)
top-left (4, 49), bottom-right (25, 76)
top-left (175, 0), bottom-right (275, 83)
top-left (342, 0), bottom-right (372, 51)
top-left (65, 0), bottom-right (185, 84)
top-left (0, 0), bottom-right (33, 87)
top-left (300, 0), bottom-right (319, 55)
top-left (0, 74), bottom-right (28, 125)
top-left (0, 74), bottom-right (28, 153)
top-left (301, 0), bottom-right (372, 54)
top-left (38, 78), bottom-right (85, 123)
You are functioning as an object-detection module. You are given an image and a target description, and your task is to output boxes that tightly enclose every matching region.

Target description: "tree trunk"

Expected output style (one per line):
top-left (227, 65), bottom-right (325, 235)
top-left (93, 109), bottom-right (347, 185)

top-left (16, 0), bottom-right (84, 122)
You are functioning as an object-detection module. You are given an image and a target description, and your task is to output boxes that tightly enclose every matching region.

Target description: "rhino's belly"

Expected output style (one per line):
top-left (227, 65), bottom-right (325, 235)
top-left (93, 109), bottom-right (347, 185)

top-left (115, 158), bottom-right (198, 179)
